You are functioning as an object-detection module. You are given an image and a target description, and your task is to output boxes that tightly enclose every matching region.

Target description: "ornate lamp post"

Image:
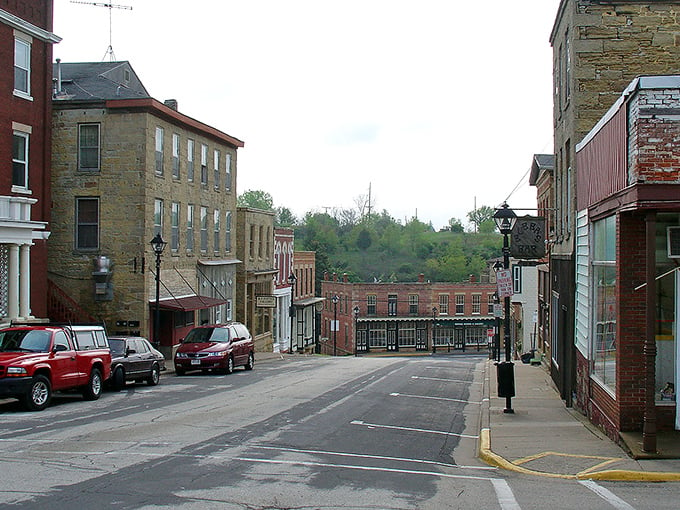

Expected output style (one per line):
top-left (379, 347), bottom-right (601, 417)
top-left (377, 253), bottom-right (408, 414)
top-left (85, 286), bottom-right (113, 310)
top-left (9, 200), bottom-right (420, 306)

top-left (331, 294), bottom-right (339, 356)
top-left (149, 233), bottom-right (167, 349)
top-left (493, 260), bottom-right (504, 362)
top-left (353, 305), bottom-right (360, 356)
top-left (493, 202), bottom-right (517, 414)
top-left (431, 306), bottom-right (438, 354)
top-left (288, 272), bottom-right (297, 353)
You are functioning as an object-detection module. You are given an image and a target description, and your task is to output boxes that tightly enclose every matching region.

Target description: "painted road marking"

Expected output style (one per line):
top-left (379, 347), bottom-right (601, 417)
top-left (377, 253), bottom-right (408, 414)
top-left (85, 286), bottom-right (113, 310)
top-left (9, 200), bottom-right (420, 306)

top-left (491, 479), bottom-right (522, 510)
top-left (411, 375), bottom-right (483, 384)
top-left (390, 392), bottom-right (482, 405)
top-left (351, 419), bottom-right (478, 439)
top-left (579, 480), bottom-right (637, 510)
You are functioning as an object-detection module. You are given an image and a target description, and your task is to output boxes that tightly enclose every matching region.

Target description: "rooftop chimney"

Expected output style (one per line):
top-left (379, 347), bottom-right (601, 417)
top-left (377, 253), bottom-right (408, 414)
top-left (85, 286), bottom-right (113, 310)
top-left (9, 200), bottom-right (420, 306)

top-left (164, 99), bottom-right (178, 111)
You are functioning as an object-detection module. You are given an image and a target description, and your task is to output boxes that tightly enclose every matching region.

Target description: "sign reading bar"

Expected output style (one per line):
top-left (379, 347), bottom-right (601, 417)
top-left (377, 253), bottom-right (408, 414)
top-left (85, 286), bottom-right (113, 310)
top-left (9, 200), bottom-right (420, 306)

top-left (511, 216), bottom-right (546, 259)
top-left (256, 295), bottom-right (277, 308)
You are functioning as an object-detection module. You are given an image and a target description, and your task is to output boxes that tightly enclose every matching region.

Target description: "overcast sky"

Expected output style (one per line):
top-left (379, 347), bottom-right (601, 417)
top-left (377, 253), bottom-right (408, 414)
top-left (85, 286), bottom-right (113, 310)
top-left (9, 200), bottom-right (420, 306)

top-left (53, 0), bottom-right (561, 229)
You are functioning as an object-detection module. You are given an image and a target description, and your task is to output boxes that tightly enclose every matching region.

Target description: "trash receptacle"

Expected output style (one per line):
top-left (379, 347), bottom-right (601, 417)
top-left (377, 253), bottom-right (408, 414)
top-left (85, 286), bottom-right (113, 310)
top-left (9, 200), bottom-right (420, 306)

top-left (497, 361), bottom-right (515, 398)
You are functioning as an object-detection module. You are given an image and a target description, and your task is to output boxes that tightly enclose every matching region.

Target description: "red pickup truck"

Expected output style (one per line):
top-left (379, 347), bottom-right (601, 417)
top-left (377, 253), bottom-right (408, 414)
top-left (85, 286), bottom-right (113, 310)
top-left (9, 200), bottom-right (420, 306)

top-left (0, 324), bottom-right (111, 411)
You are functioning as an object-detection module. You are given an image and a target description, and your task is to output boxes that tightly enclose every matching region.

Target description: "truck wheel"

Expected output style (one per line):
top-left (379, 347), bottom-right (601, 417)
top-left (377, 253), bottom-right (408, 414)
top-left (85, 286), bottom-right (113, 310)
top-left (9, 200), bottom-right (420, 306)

top-left (23, 375), bottom-right (51, 411)
top-left (82, 367), bottom-right (103, 400)
top-left (112, 366), bottom-right (125, 391)
top-left (147, 363), bottom-right (160, 386)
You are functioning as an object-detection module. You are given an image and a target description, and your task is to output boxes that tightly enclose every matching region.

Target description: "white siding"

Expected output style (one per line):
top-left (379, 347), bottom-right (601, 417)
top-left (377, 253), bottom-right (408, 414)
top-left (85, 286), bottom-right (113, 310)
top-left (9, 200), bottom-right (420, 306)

top-left (574, 209), bottom-right (589, 357)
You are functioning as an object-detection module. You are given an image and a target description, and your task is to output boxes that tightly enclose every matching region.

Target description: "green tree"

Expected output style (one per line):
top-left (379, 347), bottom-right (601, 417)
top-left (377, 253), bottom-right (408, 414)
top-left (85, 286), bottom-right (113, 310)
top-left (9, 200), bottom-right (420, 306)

top-left (356, 228), bottom-right (373, 250)
top-left (467, 205), bottom-right (494, 232)
top-left (275, 206), bottom-right (297, 227)
top-left (448, 217), bottom-right (465, 233)
top-left (237, 189), bottom-right (274, 211)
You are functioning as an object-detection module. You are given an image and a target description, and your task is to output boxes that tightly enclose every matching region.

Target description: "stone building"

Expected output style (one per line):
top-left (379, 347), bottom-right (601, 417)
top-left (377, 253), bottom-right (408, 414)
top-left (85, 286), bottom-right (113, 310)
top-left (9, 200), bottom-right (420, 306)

top-left (550, 0), bottom-right (680, 406)
top-left (0, 1), bottom-right (60, 323)
top-left (321, 273), bottom-right (496, 356)
top-left (235, 207), bottom-right (275, 352)
top-left (49, 61), bottom-right (243, 356)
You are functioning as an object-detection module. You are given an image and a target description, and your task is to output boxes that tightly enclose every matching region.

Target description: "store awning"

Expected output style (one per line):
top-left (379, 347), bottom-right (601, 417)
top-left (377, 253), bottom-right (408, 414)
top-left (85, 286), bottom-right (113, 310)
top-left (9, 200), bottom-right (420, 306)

top-left (152, 295), bottom-right (228, 312)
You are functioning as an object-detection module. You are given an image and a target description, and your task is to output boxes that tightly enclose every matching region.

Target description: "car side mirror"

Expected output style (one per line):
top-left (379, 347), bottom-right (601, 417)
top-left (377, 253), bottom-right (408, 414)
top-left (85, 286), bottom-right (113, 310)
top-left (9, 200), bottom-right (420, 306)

top-left (126, 348), bottom-right (136, 356)
top-left (52, 344), bottom-right (68, 353)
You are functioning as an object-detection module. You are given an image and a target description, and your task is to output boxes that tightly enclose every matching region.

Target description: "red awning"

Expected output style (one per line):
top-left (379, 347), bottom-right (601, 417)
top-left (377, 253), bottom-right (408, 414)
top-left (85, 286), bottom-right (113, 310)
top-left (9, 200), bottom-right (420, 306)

top-left (153, 295), bottom-right (228, 312)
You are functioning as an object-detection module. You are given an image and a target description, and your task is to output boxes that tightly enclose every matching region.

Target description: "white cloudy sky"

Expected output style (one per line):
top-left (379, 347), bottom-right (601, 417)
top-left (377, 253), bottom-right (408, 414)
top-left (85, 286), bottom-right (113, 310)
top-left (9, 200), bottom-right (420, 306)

top-left (53, 0), bottom-right (561, 229)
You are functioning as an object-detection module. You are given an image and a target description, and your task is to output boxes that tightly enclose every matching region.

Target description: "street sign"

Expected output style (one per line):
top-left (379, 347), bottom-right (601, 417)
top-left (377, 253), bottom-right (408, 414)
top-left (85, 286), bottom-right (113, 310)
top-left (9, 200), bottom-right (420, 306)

top-left (496, 269), bottom-right (514, 298)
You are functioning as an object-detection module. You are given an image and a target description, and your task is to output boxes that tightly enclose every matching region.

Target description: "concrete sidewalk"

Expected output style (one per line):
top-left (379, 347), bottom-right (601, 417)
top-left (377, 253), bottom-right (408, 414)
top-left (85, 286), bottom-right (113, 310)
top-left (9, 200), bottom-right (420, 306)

top-left (479, 359), bottom-right (680, 481)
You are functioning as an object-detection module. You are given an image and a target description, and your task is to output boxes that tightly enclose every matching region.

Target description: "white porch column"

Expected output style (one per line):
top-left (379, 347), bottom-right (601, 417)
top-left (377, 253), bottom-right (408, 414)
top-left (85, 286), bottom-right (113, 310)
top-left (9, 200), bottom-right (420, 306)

top-left (19, 243), bottom-right (31, 318)
top-left (7, 244), bottom-right (19, 319)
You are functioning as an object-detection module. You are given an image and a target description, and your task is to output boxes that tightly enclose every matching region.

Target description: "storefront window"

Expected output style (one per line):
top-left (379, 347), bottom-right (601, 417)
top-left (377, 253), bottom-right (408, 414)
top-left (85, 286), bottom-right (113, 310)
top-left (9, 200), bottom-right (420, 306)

top-left (591, 215), bottom-right (617, 391)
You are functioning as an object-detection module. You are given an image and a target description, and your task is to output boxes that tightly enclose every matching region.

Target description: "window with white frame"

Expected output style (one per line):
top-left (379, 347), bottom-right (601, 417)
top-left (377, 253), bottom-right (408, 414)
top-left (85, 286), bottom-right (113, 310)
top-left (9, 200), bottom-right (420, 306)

top-left (172, 133), bottom-right (180, 179)
top-left (171, 202), bottom-right (180, 251)
top-left (187, 139), bottom-right (194, 182)
top-left (455, 294), bottom-right (465, 314)
top-left (14, 36), bottom-right (31, 97)
top-left (213, 149), bottom-right (220, 189)
top-left (155, 127), bottom-right (164, 175)
top-left (408, 294), bottom-right (419, 315)
top-left (213, 209), bottom-right (220, 253)
top-left (438, 294), bottom-right (449, 315)
top-left (75, 197), bottom-right (99, 250)
top-left (472, 294), bottom-right (481, 314)
top-left (78, 124), bottom-right (100, 171)
top-left (154, 199), bottom-right (163, 236)
top-left (226, 300), bottom-right (233, 321)
top-left (388, 294), bottom-right (397, 316)
top-left (200, 144), bottom-right (208, 185)
top-left (487, 293), bottom-right (495, 314)
top-left (12, 131), bottom-right (29, 189)
top-left (367, 295), bottom-right (377, 315)
top-left (200, 206), bottom-right (208, 252)
top-left (225, 211), bottom-right (232, 252)
top-left (512, 265), bottom-right (522, 294)
top-left (225, 153), bottom-right (232, 191)
top-left (186, 204), bottom-right (194, 251)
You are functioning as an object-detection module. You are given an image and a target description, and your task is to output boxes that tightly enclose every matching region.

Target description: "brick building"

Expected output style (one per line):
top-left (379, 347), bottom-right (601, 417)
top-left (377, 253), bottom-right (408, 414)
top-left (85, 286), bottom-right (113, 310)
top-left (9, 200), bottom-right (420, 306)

top-left (235, 207), bottom-right (275, 352)
top-left (321, 273), bottom-right (496, 356)
top-left (0, 1), bottom-right (60, 323)
top-left (291, 250), bottom-right (322, 353)
top-left (550, 0), bottom-right (680, 407)
top-left (574, 76), bottom-right (680, 440)
top-left (49, 61), bottom-right (243, 356)
top-left (273, 228), bottom-right (294, 353)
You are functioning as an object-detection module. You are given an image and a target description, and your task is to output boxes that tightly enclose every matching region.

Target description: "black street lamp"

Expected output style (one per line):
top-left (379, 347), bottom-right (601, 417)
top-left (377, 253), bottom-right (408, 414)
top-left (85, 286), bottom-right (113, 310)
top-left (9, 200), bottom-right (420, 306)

top-left (493, 260), bottom-right (504, 362)
top-left (493, 202), bottom-right (517, 414)
top-left (288, 272), bottom-right (297, 353)
top-left (331, 294), bottom-right (339, 356)
top-left (353, 305), bottom-right (360, 357)
top-left (431, 306), bottom-right (438, 354)
top-left (150, 233), bottom-right (167, 349)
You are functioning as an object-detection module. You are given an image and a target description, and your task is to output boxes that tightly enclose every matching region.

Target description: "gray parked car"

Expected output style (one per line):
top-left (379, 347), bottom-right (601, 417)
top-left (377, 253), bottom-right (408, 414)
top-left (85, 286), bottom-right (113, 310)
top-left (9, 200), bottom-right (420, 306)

top-left (108, 336), bottom-right (165, 390)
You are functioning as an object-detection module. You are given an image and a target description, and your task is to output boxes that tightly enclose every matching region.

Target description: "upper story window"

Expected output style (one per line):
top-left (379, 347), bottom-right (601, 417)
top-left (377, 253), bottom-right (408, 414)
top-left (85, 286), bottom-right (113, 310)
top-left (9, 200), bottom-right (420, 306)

top-left (14, 36), bottom-right (31, 98)
top-left (78, 124), bottom-right (100, 171)
top-left (388, 294), bottom-right (397, 316)
top-left (76, 197), bottom-right (99, 250)
top-left (225, 153), bottom-right (232, 191)
top-left (472, 294), bottom-right (481, 315)
top-left (438, 294), bottom-right (449, 315)
top-left (154, 199), bottom-right (163, 236)
top-left (455, 294), bottom-right (464, 314)
top-left (213, 149), bottom-right (220, 189)
top-left (512, 265), bottom-right (522, 294)
top-left (488, 293), bottom-right (495, 315)
top-left (186, 204), bottom-right (194, 252)
top-left (200, 144), bottom-right (208, 185)
top-left (172, 133), bottom-right (180, 179)
top-left (213, 209), bottom-right (220, 253)
top-left (171, 202), bottom-right (180, 252)
top-left (200, 206), bottom-right (208, 252)
top-left (249, 225), bottom-right (256, 259)
top-left (187, 139), bottom-right (194, 182)
top-left (408, 294), bottom-right (418, 315)
top-left (367, 295), bottom-right (377, 316)
top-left (225, 211), bottom-right (232, 252)
top-left (12, 131), bottom-right (29, 189)
top-left (155, 127), bottom-right (164, 175)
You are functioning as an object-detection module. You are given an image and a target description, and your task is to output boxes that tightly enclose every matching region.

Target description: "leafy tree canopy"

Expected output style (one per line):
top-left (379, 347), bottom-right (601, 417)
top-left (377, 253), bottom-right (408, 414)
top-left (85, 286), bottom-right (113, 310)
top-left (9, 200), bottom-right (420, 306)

top-left (237, 190), bottom-right (274, 211)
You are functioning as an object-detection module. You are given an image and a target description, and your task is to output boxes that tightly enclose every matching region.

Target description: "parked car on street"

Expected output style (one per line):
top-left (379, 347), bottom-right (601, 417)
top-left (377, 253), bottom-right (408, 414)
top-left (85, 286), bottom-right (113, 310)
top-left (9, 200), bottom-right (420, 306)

top-left (0, 323), bottom-right (111, 411)
top-left (108, 336), bottom-right (165, 390)
top-left (174, 323), bottom-right (254, 376)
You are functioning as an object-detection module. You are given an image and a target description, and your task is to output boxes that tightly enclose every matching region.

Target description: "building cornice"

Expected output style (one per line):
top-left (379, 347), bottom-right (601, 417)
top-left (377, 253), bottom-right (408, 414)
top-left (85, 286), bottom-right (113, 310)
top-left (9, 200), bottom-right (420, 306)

top-left (0, 9), bottom-right (61, 43)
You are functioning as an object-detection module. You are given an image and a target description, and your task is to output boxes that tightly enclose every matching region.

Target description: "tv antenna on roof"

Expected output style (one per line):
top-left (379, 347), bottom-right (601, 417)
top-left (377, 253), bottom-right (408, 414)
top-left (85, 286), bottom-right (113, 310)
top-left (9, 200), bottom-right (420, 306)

top-left (70, 1), bottom-right (133, 62)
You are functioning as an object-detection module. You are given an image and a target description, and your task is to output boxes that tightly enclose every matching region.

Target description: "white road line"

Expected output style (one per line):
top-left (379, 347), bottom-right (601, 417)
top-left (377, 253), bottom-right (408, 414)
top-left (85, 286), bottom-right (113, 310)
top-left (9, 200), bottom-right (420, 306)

top-left (250, 445), bottom-right (496, 471)
top-left (411, 376), bottom-right (483, 385)
top-left (579, 480), bottom-right (637, 510)
top-left (491, 479), bottom-right (522, 510)
top-left (235, 456), bottom-right (498, 482)
top-left (390, 392), bottom-right (482, 405)
top-left (351, 420), bottom-right (478, 439)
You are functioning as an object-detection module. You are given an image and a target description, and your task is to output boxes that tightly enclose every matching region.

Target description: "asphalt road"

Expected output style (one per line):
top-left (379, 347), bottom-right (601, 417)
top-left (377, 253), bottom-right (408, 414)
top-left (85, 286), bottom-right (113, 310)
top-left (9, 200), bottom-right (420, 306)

top-left (0, 354), bottom-right (676, 509)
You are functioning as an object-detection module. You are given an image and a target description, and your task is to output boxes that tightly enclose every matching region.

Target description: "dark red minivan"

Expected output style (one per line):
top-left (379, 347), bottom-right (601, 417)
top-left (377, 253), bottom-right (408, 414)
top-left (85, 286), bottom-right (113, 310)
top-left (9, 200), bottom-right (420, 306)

top-left (173, 323), bottom-right (254, 376)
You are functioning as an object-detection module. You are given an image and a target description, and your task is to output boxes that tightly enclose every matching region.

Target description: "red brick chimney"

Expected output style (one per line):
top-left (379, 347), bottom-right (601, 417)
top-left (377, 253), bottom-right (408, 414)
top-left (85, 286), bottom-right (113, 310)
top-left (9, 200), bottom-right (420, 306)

top-left (418, 273), bottom-right (425, 283)
top-left (343, 273), bottom-right (348, 283)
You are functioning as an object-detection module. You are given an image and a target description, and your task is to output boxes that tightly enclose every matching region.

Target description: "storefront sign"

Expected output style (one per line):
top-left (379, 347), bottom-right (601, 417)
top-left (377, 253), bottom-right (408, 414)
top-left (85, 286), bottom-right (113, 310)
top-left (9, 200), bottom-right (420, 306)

top-left (511, 216), bottom-right (546, 259)
top-left (256, 295), bottom-right (277, 308)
